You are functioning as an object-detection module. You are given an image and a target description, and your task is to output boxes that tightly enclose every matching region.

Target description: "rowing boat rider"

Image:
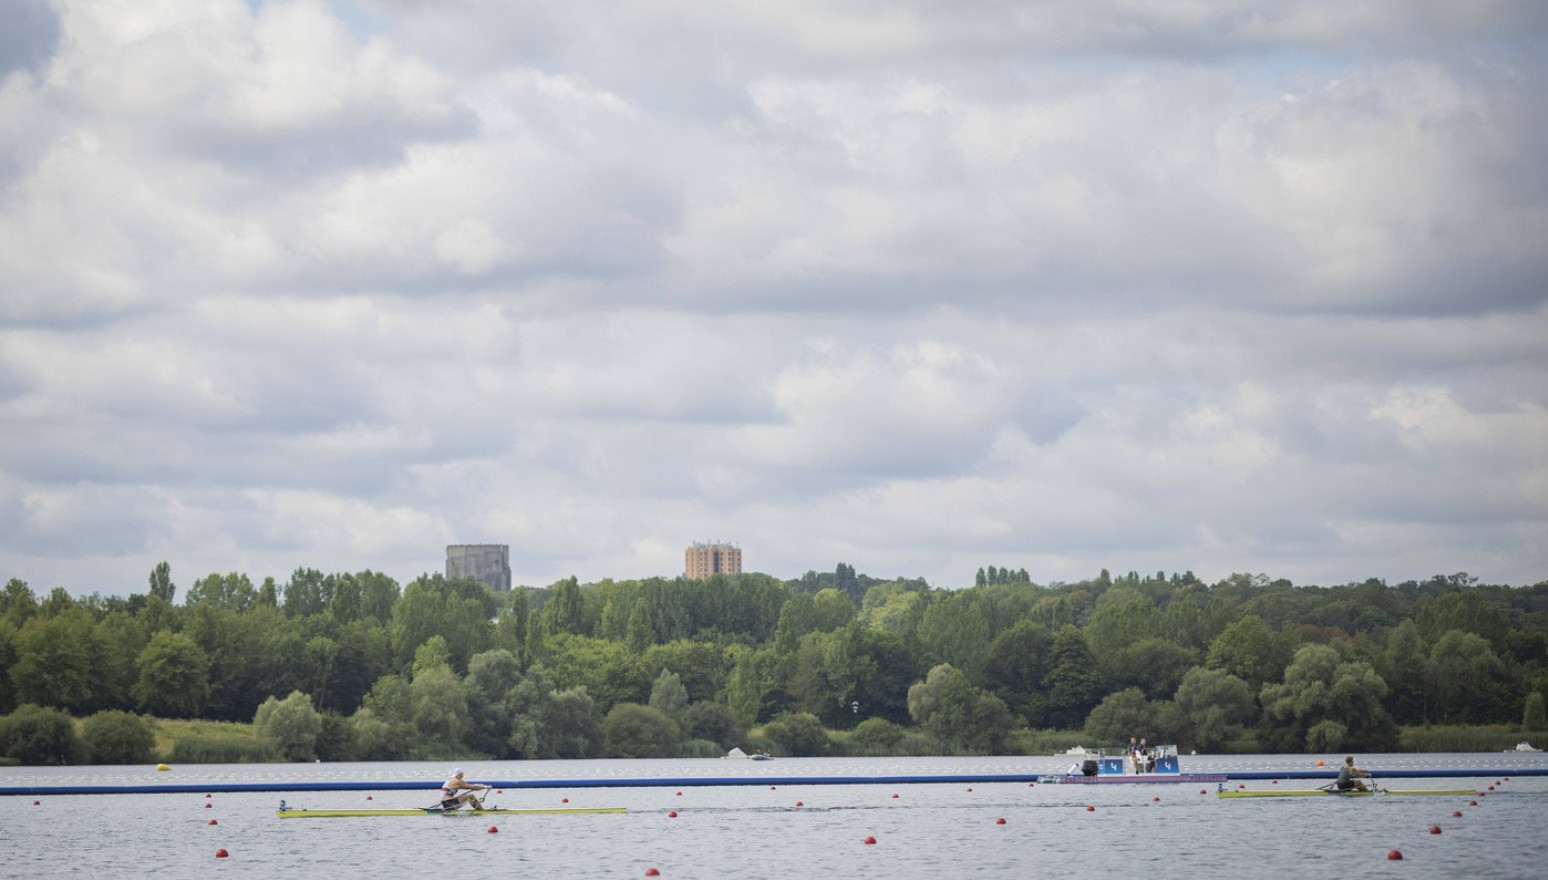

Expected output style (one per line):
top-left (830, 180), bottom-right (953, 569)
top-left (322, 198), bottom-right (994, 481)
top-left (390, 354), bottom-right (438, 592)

top-left (441, 768), bottom-right (488, 810)
top-left (1335, 756), bottom-right (1370, 792)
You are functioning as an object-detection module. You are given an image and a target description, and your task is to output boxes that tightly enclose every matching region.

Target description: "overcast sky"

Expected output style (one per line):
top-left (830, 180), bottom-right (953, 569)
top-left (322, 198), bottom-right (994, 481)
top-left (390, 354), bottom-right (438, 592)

top-left (2, 0), bottom-right (1545, 599)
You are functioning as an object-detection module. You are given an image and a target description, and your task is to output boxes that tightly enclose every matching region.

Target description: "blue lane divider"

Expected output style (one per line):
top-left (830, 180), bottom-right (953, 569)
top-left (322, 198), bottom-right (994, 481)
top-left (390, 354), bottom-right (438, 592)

top-left (3, 767), bottom-right (1540, 796)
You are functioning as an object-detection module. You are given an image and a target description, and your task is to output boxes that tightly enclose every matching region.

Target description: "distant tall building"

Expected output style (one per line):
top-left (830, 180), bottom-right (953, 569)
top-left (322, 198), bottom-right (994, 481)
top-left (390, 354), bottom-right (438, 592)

top-left (685, 541), bottom-right (742, 580)
top-left (446, 544), bottom-right (512, 592)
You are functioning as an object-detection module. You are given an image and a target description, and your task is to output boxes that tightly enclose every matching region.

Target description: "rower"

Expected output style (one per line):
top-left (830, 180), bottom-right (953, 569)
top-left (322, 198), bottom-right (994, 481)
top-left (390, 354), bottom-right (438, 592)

top-left (1334, 756), bottom-right (1370, 792)
top-left (440, 768), bottom-right (488, 810)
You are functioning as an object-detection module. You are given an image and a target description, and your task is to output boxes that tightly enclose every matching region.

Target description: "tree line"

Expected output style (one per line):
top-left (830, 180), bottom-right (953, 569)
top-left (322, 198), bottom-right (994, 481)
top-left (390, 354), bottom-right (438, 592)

top-left (1, 564), bottom-right (1545, 765)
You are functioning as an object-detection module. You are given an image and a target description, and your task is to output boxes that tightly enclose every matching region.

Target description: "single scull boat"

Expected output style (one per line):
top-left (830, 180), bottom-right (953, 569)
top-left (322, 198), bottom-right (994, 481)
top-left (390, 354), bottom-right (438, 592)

top-left (276, 805), bottom-right (627, 818)
top-left (1218, 786), bottom-right (1475, 799)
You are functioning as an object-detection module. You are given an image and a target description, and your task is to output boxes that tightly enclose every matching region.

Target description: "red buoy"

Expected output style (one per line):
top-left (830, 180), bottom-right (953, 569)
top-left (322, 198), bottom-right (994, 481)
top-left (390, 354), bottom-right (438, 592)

top-left (996, 817), bottom-right (1006, 825)
top-left (1152, 796), bottom-right (1160, 802)
top-left (1452, 811), bottom-right (1462, 818)
top-left (215, 849), bottom-right (229, 859)
top-left (891, 793), bottom-right (899, 799)
top-left (1388, 850), bottom-right (1403, 861)
top-left (864, 836), bottom-right (877, 845)
top-left (668, 810), bottom-right (678, 818)
top-left (795, 801), bottom-right (803, 807)
top-left (646, 870), bottom-right (660, 877)
top-left (676, 791), bottom-right (683, 796)
top-left (1429, 826), bottom-right (1442, 835)
top-left (487, 826), bottom-right (498, 834)
top-left (32, 801), bottom-right (39, 806)
top-left (561, 797), bottom-right (569, 803)
top-left (1086, 805), bottom-right (1095, 812)
top-left (1199, 789), bottom-right (1206, 795)
top-left (770, 786), bottom-right (776, 790)
top-left (965, 788), bottom-right (973, 792)
top-left (366, 795), bottom-right (373, 801)
top-left (204, 803), bottom-right (212, 809)
top-left (205, 794), bottom-right (212, 799)
top-left (208, 819), bottom-right (218, 826)
top-left (1470, 800), bottom-right (1479, 806)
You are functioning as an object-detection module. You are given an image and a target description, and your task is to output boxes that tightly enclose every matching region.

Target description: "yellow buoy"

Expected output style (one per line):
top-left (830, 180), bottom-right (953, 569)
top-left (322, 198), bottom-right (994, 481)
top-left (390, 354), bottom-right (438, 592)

top-left (156, 763), bottom-right (171, 771)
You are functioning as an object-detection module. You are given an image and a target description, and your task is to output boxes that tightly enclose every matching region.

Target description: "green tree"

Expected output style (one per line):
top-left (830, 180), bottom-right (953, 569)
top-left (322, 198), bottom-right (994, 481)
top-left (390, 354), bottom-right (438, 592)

top-left (184, 572), bottom-right (257, 612)
top-left (1428, 629), bottom-right (1511, 723)
top-left (1523, 692), bottom-right (1546, 732)
top-left (0, 623), bottom-right (16, 714)
top-left (148, 562), bottom-right (175, 604)
top-left (643, 640), bottom-right (730, 706)
top-left (1083, 687), bottom-right (1154, 745)
top-left (682, 701), bottom-right (740, 749)
top-left (907, 663), bottom-right (1014, 754)
top-left (1378, 619), bottom-right (1430, 724)
top-left (1106, 638), bottom-right (1199, 700)
top-left (1171, 666), bottom-right (1256, 752)
top-left (544, 686), bottom-right (604, 758)
top-left (602, 703), bottom-right (680, 757)
top-left (851, 717), bottom-right (905, 751)
top-left (1414, 589), bottom-right (1510, 650)
top-left (80, 710), bottom-right (157, 765)
top-left (761, 711), bottom-right (829, 756)
top-left (0, 704), bottom-right (84, 765)
top-left (500, 667), bottom-right (550, 759)
top-left (1035, 626), bottom-right (1106, 729)
top-left (283, 568), bottom-right (331, 618)
top-left (1258, 644), bottom-right (1398, 752)
top-left (725, 644), bottom-right (782, 728)
top-left (648, 668), bottom-right (690, 724)
top-left (1206, 615), bottom-right (1295, 688)
top-left (409, 665), bottom-right (471, 752)
top-left (414, 636), bottom-right (454, 675)
top-left (348, 707), bottom-right (415, 761)
top-left (9, 608), bottom-right (104, 714)
top-left (2, 578), bottom-right (39, 628)
top-left (542, 576), bottom-right (590, 637)
top-left (391, 574), bottom-right (496, 673)
top-left (543, 634), bottom-right (651, 714)
top-left (253, 691), bottom-right (324, 761)
top-left (983, 619), bottom-right (1053, 714)
top-left (132, 630), bottom-right (211, 718)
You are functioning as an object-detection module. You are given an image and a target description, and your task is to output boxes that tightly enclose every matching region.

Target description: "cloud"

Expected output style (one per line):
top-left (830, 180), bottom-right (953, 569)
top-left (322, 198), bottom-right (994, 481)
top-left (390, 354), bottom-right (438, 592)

top-left (1, 0), bottom-right (1545, 596)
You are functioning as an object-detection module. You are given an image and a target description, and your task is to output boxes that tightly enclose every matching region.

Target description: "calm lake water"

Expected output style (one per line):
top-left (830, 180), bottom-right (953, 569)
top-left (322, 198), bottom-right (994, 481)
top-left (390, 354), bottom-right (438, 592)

top-left (4, 753), bottom-right (1546, 879)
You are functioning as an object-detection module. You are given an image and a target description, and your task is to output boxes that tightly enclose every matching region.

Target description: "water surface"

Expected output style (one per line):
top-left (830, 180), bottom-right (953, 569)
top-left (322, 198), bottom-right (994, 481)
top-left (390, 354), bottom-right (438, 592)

top-left (4, 754), bottom-right (1544, 879)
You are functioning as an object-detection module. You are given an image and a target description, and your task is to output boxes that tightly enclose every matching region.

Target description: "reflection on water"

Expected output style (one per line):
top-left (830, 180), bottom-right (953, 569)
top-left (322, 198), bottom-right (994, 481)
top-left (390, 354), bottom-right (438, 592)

top-left (4, 755), bottom-right (1546, 880)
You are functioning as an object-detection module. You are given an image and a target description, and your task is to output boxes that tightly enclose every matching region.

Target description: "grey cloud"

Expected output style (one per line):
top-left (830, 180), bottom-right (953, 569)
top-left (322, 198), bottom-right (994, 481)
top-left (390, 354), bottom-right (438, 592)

top-left (0, 0), bottom-right (59, 77)
top-left (1, 1), bottom-right (1545, 596)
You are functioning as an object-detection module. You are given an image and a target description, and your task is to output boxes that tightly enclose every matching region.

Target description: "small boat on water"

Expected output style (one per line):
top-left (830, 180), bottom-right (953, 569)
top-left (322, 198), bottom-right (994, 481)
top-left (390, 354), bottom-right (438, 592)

top-left (1218, 786), bottom-right (1475, 799)
top-left (1510, 741), bottom-right (1541, 752)
top-left (276, 801), bottom-right (627, 818)
top-left (726, 747), bottom-right (774, 760)
top-left (1037, 744), bottom-right (1227, 784)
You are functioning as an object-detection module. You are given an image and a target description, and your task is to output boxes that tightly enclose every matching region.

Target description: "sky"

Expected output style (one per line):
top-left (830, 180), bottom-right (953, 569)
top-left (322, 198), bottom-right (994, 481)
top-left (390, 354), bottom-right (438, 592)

top-left (1, 0), bottom-right (1546, 599)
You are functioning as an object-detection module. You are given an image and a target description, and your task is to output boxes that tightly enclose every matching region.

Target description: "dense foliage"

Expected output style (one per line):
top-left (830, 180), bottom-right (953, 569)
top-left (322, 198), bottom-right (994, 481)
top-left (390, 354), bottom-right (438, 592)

top-left (1, 565), bottom-right (1545, 764)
